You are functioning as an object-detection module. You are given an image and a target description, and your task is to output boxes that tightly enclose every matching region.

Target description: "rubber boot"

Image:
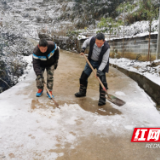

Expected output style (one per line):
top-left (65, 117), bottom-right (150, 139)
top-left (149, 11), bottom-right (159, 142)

top-left (98, 74), bottom-right (108, 106)
top-left (75, 71), bottom-right (89, 97)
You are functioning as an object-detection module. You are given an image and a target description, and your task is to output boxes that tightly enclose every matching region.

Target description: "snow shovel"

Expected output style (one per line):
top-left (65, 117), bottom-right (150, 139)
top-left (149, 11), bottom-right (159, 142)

top-left (83, 54), bottom-right (125, 106)
top-left (44, 82), bottom-right (59, 108)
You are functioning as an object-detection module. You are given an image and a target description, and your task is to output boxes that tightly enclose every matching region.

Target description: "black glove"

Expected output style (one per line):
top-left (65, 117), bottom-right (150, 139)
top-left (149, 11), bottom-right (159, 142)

top-left (37, 74), bottom-right (44, 83)
top-left (81, 48), bottom-right (85, 53)
top-left (97, 70), bottom-right (104, 77)
top-left (54, 63), bottom-right (58, 69)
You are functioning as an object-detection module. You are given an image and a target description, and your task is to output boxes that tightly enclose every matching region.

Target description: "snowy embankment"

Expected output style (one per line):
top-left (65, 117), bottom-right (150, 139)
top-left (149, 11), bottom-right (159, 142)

top-left (110, 58), bottom-right (160, 86)
top-left (112, 20), bottom-right (158, 40)
top-left (78, 20), bottom-right (159, 41)
top-left (17, 55), bottom-right (33, 82)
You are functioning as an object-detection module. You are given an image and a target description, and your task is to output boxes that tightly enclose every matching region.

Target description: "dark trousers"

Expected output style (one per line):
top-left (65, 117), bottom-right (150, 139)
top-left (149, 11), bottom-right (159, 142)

top-left (80, 60), bottom-right (108, 89)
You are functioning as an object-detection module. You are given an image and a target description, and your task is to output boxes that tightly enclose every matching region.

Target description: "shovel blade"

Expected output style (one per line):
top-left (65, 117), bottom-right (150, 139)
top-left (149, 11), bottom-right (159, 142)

top-left (106, 94), bottom-right (126, 106)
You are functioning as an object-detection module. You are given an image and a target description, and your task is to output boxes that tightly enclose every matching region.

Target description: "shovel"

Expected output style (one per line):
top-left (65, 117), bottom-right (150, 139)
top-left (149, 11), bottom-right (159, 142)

top-left (44, 82), bottom-right (59, 108)
top-left (83, 54), bottom-right (125, 106)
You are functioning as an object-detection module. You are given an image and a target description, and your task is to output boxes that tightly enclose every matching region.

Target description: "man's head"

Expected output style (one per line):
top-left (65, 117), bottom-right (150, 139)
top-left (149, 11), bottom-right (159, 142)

top-left (38, 38), bottom-right (48, 53)
top-left (95, 33), bottom-right (105, 48)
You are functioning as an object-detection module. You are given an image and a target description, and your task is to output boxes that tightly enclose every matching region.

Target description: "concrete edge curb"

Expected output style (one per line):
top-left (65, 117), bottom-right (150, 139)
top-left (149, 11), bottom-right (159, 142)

top-left (110, 63), bottom-right (160, 105)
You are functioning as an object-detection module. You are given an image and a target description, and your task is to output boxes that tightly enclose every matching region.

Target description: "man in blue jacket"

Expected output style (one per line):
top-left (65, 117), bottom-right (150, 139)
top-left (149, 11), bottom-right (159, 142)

top-left (32, 38), bottom-right (59, 98)
top-left (75, 33), bottom-right (110, 106)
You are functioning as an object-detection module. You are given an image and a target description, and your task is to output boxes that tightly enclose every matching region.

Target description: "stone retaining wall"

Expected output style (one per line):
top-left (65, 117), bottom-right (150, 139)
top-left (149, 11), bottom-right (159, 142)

top-left (109, 34), bottom-right (157, 61)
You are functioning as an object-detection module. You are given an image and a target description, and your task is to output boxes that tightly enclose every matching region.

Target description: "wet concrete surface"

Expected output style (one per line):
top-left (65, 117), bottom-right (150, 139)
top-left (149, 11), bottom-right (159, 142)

top-left (29, 50), bottom-right (123, 116)
top-left (24, 50), bottom-right (160, 160)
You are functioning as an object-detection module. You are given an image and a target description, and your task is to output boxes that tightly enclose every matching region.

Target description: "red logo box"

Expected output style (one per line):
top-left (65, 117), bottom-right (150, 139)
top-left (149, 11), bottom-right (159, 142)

top-left (131, 128), bottom-right (160, 142)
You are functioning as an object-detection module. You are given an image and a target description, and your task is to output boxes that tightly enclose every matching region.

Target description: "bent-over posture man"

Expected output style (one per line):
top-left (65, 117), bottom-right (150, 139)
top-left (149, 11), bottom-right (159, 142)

top-left (33, 38), bottom-right (59, 98)
top-left (75, 33), bottom-right (110, 106)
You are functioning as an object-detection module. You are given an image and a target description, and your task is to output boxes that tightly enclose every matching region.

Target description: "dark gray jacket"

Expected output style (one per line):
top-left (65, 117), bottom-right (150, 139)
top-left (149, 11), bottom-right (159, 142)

top-left (32, 41), bottom-right (59, 76)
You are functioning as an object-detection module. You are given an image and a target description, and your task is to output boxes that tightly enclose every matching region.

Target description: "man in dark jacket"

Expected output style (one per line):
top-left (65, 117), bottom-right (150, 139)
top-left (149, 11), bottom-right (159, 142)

top-left (75, 33), bottom-right (110, 106)
top-left (33, 38), bottom-right (59, 98)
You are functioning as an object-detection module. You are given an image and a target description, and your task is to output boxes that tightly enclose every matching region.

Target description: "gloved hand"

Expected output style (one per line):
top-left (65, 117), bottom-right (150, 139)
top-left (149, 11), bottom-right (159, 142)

top-left (37, 74), bottom-right (44, 83)
top-left (96, 70), bottom-right (104, 77)
top-left (80, 48), bottom-right (85, 55)
top-left (54, 63), bottom-right (58, 69)
top-left (81, 48), bottom-right (85, 53)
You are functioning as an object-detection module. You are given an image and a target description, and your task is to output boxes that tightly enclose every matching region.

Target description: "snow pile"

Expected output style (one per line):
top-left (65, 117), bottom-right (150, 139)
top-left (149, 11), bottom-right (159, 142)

top-left (77, 35), bottom-right (87, 40)
top-left (18, 55), bottom-right (33, 82)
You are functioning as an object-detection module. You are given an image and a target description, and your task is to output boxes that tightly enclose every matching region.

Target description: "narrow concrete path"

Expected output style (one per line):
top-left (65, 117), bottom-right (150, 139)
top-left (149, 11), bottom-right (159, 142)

top-left (0, 50), bottom-right (160, 160)
top-left (29, 50), bottom-right (160, 160)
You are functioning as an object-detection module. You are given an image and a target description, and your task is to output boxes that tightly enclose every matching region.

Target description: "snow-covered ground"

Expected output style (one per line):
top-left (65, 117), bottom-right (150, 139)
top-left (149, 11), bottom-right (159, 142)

top-left (17, 55), bottom-right (33, 82)
top-left (113, 20), bottom-right (158, 40)
top-left (0, 1), bottom-right (160, 159)
top-left (78, 20), bottom-right (159, 41)
top-left (0, 50), bottom-right (160, 159)
top-left (1, 0), bottom-right (159, 40)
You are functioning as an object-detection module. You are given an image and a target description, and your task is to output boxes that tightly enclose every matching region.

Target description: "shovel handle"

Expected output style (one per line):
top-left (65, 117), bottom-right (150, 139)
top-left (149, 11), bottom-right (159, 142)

top-left (83, 54), bottom-right (108, 95)
top-left (44, 83), bottom-right (59, 108)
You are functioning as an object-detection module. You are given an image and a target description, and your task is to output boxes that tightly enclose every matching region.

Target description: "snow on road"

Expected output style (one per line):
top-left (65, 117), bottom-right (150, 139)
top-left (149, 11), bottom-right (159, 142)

top-left (0, 55), bottom-right (160, 159)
